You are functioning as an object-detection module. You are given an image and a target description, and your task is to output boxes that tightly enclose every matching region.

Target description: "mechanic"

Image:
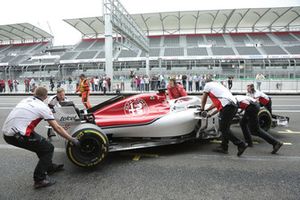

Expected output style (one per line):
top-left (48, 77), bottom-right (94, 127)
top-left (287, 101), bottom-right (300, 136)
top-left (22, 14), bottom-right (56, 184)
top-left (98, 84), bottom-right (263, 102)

top-left (201, 76), bottom-right (248, 156)
top-left (47, 88), bottom-right (72, 138)
top-left (235, 95), bottom-right (283, 153)
top-left (76, 74), bottom-right (92, 109)
top-left (2, 86), bottom-right (80, 189)
top-left (246, 83), bottom-right (272, 115)
top-left (48, 88), bottom-right (69, 110)
top-left (167, 77), bottom-right (187, 100)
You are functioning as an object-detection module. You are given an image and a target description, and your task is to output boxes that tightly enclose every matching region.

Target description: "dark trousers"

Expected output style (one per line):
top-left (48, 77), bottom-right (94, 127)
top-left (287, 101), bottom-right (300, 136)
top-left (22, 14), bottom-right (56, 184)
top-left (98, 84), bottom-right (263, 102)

top-left (219, 104), bottom-right (243, 150)
top-left (240, 103), bottom-right (279, 146)
top-left (3, 132), bottom-right (54, 182)
top-left (264, 99), bottom-right (272, 115)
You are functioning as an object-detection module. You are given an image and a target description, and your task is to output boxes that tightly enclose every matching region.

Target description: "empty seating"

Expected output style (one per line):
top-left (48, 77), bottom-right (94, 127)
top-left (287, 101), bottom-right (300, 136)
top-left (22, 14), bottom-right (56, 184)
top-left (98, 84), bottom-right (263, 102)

top-left (149, 38), bottom-right (161, 47)
top-left (236, 47), bottom-right (261, 55)
top-left (261, 46), bottom-right (287, 55)
top-left (186, 35), bottom-right (205, 46)
top-left (187, 47), bottom-right (208, 56)
top-left (119, 50), bottom-right (138, 57)
top-left (96, 51), bottom-right (105, 58)
top-left (211, 47), bottom-right (235, 55)
top-left (206, 35), bottom-right (226, 46)
top-left (274, 33), bottom-right (299, 43)
top-left (60, 52), bottom-right (77, 60)
top-left (230, 34), bottom-right (251, 45)
top-left (285, 46), bottom-right (300, 54)
top-left (249, 34), bottom-right (274, 45)
top-left (75, 40), bottom-right (95, 50)
top-left (76, 51), bottom-right (98, 59)
top-left (0, 56), bottom-right (15, 62)
top-left (164, 36), bottom-right (180, 47)
top-left (89, 40), bottom-right (104, 50)
top-left (164, 48), bottom-right (184, 56)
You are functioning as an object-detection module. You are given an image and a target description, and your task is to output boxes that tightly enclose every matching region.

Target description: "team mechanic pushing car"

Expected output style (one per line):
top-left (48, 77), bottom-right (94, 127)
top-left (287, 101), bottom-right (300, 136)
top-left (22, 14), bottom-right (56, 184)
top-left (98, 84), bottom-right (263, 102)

top-left (201, 76), bottom-right (248, 156)
top-left (246, 83), bottom-right (272, 115)
top-left (76, 74), bottom-right (92, 109)
top-left (2, 87), bottom-right (80, 189)
top-left (235, 95), bottom-right (283, 153)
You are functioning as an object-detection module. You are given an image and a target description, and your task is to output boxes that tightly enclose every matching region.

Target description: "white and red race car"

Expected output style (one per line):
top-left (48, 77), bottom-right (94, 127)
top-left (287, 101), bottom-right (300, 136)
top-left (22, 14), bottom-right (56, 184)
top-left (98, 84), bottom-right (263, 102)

top-left (52, 90), bottom-right (288, 168)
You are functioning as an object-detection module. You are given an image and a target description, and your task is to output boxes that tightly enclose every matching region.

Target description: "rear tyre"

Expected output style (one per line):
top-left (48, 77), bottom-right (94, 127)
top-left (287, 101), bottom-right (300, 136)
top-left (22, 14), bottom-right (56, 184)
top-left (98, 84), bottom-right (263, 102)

top-left (66, 124), bottom-right (108, 168)
top-left (258, 108), bottom-right (272, 131)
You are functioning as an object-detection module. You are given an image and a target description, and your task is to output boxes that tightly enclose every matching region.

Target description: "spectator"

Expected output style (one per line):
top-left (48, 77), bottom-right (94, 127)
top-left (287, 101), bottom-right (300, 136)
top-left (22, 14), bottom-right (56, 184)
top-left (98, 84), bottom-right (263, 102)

top-left (24, 78), bottom-right (30, 92)
top-left (194, 75), bottom-right (200, 92)
top-left (228, 76), bottom-right (233, 90)
top-left (182, 74), bottom-right (187, 90)
top-left (188, 75), bottom-right (193, 91)
top-left (107, 77), bottom-right (111, 92)
top-left (30, 78), bottom-right (36, 92)
top-left (255, 73), bottom-right (265, 91)
top-left (8, 79), bottom-right (13, 92)
top-left (120, 75), bottom-right (125, 91)
top-left (13, 79), bottom-right (19, 92)
top-left (144, 75), bottom-right (150, 91)
top-left (94, 76), bottom-right (99, 92)
top-left (90, 77), bottom-right (95, 92)
top-left (102, 78), bottom-right (107, 95)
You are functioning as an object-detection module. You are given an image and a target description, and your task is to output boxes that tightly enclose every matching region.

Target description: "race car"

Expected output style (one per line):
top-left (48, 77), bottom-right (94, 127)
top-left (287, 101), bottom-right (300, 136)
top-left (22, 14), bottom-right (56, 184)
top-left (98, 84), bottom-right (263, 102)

top-left (53, 90), bottom-right (220, 168)
top-left (52, 90), bottom-right (289, 168)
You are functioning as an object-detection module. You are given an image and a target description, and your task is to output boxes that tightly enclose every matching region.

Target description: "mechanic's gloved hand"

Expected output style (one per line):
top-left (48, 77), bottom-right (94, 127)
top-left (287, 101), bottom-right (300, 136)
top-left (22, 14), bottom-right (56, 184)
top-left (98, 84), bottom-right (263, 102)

top-left (70, 138), bottom-right (80, 147)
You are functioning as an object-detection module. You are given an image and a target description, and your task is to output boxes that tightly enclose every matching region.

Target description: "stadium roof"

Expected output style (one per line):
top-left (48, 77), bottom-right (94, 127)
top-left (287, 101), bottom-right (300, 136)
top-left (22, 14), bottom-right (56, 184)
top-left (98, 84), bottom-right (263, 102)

top-left (64, 6), bottom-right (300, 38)
top-left (0, 23), bottom-right (53, 44)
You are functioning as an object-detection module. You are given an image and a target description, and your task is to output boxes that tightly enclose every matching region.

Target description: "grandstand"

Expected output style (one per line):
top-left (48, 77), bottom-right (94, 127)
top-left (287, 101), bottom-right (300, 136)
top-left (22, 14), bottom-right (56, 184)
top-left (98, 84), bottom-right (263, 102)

top-left (0, 7), bottom-right (300, 80)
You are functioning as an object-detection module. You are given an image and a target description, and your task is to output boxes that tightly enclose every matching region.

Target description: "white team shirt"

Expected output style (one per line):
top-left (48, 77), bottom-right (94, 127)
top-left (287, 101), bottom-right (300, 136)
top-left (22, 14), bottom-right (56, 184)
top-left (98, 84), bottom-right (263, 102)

top-left (2, 97), bottom-right (54, 136)
top-left (48, 95), bottom-right (69, 108)
top-left (235, 95), bottom-right (256, 110)
top-left (246, 90), bottom-right (270, 105)
top-left (203, 82), bottom-right (237, 111)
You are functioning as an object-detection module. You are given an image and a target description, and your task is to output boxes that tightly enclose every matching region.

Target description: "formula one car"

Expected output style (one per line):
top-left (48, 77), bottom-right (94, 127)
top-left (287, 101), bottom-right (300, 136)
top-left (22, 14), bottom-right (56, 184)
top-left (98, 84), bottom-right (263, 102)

top-left (52, 90), bottom-right (289, 168)
top-left (53, 90), bottom-right (220, 168)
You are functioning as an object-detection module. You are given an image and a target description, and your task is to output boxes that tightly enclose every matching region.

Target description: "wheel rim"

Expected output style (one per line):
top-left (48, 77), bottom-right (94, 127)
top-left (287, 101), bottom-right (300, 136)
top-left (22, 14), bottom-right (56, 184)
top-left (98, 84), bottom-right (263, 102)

top-left (67, 130), bottom-right (108, 167)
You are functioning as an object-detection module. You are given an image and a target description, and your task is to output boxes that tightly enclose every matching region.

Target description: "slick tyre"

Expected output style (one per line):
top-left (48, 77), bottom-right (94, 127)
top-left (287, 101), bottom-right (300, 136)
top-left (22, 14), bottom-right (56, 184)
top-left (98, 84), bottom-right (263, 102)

top-left (66, 124), bottom-right (108, 168)
top-left (258, 108), bottom-right (272, 131)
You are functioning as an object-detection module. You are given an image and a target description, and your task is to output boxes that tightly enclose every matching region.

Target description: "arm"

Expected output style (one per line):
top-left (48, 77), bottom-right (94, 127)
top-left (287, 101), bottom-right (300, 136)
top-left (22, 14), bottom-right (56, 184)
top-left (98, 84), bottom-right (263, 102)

top-left (201, 92), bottom-right (208, 111)
top-left (167, 87), bottom-right (174, 100)
top-left (179, 86), bottom-right (187, 97)
top-left (208, 109), bottom-right (219, 117)
top-left (206, 104), bottom-right (215, 112)
top-left (47, 120), bottom-right (74, 142)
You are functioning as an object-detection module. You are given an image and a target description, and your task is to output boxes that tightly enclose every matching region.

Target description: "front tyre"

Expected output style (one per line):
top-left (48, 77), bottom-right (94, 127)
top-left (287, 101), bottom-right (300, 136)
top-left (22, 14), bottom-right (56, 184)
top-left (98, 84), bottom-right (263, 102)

top-left (258, 108), bottom-right (272, 131)
top-left (66, 124), bottom-right (108, 168)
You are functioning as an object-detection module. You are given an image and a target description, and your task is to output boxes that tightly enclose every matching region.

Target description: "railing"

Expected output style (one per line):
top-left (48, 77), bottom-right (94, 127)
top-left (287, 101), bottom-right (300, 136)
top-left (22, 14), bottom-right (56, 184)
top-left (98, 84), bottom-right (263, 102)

top-left (0, 79), bottom-right (299, 94)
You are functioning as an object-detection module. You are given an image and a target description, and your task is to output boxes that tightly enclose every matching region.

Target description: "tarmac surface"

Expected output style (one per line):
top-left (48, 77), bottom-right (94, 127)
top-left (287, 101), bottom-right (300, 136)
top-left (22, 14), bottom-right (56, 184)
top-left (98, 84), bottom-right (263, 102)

top-left (0, 95), bottom-right (300, 200)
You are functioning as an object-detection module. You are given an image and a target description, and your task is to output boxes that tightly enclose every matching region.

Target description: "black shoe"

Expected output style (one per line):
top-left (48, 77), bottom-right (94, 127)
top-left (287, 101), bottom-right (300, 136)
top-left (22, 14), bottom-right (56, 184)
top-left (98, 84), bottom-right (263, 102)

top-left (213, 146), bottom-right (228, 154)
top-left (237, 143), bottom-right (248, 157)
top-left (47, 163), bottom-right (64, 175)
top-left (247, 143), bottom-right (253, 147)
top-left (272, 142), bottom-right (283, 154)
top-left (34, 178), bottom-right (56, 189)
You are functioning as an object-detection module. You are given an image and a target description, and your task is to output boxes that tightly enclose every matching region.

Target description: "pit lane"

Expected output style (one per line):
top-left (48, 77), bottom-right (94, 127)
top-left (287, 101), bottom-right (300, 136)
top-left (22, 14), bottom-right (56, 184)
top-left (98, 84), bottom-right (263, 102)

top-left (0, 95), bottom-right (299, 200)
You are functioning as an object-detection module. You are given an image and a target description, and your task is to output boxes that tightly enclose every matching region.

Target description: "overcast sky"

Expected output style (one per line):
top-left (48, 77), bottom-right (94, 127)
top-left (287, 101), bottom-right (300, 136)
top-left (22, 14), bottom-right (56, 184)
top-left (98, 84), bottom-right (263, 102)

top-left (0, 0), bottom-right (299, 45)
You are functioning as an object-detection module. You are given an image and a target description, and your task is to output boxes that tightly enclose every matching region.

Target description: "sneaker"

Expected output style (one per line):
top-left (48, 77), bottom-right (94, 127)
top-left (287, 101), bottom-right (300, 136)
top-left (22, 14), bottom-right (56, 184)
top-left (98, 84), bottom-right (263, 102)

top-left (47, 163), bottom-right (64, 175)
top-left (34, 178), bottom-right (56, 189)
top-left (272, 142), bottom-right (283, 154)
top-left (237, 143), bottom-right (248, 157)
top-left (213, 146), bottom-right (228, 154)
